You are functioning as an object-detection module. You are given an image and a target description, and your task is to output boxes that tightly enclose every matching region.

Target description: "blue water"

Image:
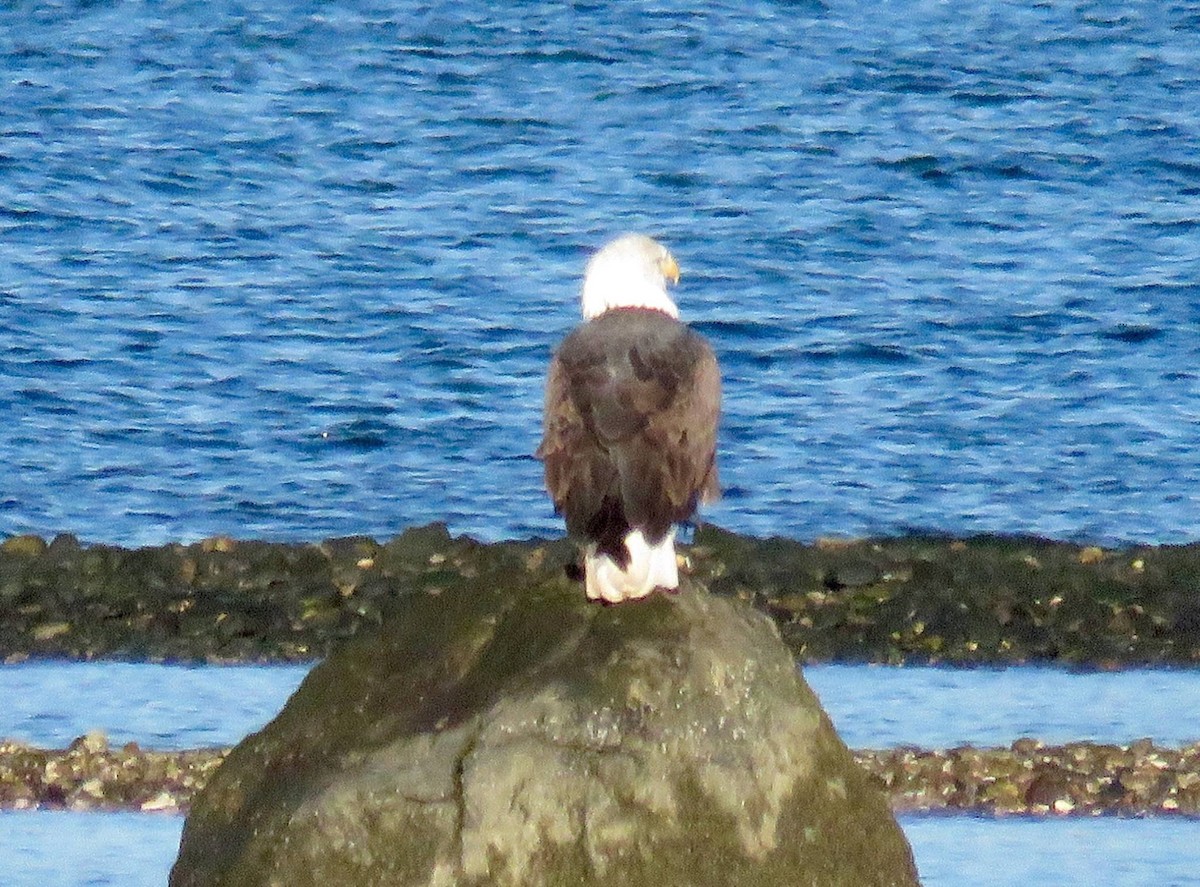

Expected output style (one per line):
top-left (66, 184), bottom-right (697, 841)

top-left (2, 813), bottom-right (1199, 887)
top-left (0, 662), bottom-right (306, 750)
top-left (3, 0), bottom-right (1200, 551)
top-left (3, 661), bottom-right (1200, 751)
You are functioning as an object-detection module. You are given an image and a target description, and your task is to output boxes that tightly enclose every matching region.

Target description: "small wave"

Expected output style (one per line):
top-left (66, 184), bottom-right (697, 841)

top-left (692, 318), bottom-right (789, 342)
top-left (958, 161), bottom-right (1045, 181)
top-left (1155, 160), bottom-right (1200, 181)
top-left (504, 48), bottom-right (619, 66)
top-left (874, 155), bottom-right (944, 177)
top-left (951, 89), bottom-right (1040, 107)
top-left (641, 171), bottom-right (709, 189)
top-left (1099, 325), bottom-right (1164, 344)
top-left (315, 419), bottom-right (394, 451)
top-left (802, 343), bottom-right (916, 364)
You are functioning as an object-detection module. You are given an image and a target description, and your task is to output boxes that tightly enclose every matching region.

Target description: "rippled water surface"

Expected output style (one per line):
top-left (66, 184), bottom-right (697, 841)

top-left (3, 0), bottom-right (1199, 549)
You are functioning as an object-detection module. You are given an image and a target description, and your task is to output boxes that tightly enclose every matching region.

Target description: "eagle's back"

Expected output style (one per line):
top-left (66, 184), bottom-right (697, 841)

top-left (538, 308), bottom-right (720, 559)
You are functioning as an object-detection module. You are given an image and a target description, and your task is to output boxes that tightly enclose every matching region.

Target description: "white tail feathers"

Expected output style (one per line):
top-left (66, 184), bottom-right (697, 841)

top-left (584, 528), bottom-right (679, 604)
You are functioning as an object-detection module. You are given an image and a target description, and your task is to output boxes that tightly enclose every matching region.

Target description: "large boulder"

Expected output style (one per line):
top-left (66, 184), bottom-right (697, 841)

top-left (171, 540), bottom-right (919, 886)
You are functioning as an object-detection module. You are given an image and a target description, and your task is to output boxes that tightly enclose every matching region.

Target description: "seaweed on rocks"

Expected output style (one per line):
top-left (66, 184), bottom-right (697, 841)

top-left (687, 526), bottom-right (1200, 667)
top-left (3, 525), bottom-right (1200, 666)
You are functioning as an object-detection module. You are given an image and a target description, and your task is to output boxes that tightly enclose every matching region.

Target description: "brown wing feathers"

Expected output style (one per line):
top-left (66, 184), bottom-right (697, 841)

top-left (538, 308), bottom-right (719, 560)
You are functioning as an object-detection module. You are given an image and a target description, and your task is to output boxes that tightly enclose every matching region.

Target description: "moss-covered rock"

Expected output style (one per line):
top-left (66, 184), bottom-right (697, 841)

top-left (689, 527), bottom-right (1200, 666)
top-left (170, 570), bottom-right (918, 887)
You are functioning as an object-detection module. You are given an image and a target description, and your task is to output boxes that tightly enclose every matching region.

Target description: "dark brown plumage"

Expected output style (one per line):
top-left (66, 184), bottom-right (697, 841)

top-left (538, 307), bottom-right (720, 591)
top-left (536, 233), bottom-right (721, 603)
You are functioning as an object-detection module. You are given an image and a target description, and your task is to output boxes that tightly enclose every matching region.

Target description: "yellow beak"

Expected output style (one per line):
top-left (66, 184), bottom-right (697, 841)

top-left (660, 253), bottom-right (681, 285)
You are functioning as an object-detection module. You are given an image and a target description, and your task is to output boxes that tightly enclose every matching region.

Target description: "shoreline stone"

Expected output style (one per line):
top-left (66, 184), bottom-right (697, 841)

top-left (169, 577), bottom-right (919, 886)
top-left (3, 523), bottom-right (1200, 666)
top-left (0, 734), bottom-right (223, 813)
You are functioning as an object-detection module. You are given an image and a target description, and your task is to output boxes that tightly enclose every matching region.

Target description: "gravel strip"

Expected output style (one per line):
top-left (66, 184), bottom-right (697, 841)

top-left (2, 733), bottom-right (1197, 817)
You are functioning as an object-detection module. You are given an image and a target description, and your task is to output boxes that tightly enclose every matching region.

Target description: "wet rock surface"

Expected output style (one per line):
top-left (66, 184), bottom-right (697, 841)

top-left (4, 523), bottom-right (1200, 666)
top-left (170, 574), bottom-right (918, 887)
top-left (688, 527), bottom-right (1200, 667)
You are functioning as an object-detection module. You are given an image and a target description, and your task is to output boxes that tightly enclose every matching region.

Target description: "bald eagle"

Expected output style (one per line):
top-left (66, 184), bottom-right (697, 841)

top-left (536, 234), bottom-right (721, 603)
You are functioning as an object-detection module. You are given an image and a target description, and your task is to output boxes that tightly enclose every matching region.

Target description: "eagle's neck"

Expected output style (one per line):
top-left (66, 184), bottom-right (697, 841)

top-left (581, 279), bottom-right (679, 320)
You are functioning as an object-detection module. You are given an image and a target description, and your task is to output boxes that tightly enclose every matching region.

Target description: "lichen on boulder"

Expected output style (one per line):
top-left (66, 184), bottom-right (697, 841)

top-left (170, 552), bottom-right (918, 887)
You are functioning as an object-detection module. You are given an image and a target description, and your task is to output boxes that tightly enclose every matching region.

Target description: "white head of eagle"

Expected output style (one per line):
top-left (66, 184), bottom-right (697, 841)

top-left (537, 234), bottom-right (721, 604)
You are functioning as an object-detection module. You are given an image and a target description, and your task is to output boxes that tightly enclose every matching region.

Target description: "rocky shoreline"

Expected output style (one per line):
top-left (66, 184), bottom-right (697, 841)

top-left (3, 522), bottom-right (1200, 666)
top-left (2, 733), bottom-right (1196, 818)
top-left (3, 524), bottom-right (1199, 821)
